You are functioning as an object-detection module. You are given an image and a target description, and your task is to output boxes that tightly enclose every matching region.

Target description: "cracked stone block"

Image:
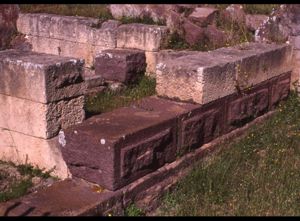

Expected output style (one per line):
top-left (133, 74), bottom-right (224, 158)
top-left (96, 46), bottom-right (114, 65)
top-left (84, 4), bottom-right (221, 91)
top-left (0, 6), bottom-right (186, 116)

top-left (117, 23), bottom-right (169, 51)
top-left (61, 96), bottom-right (195, 190)
top-left (95, 49), bottom-right (146, 83)
top-left (17, 13), bottom-right (118, 47)
top-left (0, 94), bottom-right (85, 139)
top-left (0, 49), bottom-right (86, 103)
top-left (0, 128), bottom-right (70, 179)
top-left (270, 72), bottom-right (291, 109)
top-left (156, 42), bottom-right (292, 104)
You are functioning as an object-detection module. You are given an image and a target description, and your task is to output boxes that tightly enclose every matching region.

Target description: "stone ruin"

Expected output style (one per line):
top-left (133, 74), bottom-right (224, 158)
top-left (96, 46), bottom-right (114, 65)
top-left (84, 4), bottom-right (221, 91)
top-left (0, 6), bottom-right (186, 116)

top-left (0, 4), bottom-right (299, 216)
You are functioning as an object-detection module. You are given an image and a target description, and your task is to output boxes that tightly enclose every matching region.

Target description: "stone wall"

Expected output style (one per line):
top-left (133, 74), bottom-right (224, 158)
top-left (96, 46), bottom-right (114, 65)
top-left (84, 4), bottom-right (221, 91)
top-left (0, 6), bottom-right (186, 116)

top-left (0, 50), bottom-right (86, 178)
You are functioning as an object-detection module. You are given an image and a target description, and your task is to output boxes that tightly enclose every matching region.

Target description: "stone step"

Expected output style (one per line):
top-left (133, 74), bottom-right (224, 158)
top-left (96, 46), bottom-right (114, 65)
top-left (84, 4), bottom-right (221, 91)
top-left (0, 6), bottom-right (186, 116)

top-left (156, 42), bottom-right (292, 104)
top-left (94, 48), bottom-right (146, 83)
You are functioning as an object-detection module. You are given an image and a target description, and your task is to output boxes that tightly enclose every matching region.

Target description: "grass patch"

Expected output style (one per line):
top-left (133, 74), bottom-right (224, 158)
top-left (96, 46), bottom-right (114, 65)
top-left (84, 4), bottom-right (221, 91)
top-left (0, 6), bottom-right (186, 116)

top-left (85, 75), bottom-right (156, 115)
top-left (157, 92), bottom-right (300, 216)
top-left (243, 4), bottom-right (279, 15)
top-left (125, 204), bottom-right (145, 216)
top-left (119, 15), bottom-right (165, 26)
top-left (19, 4), bottom-right (113, 20)
top-left (0, 179), bottom-right (32, 203)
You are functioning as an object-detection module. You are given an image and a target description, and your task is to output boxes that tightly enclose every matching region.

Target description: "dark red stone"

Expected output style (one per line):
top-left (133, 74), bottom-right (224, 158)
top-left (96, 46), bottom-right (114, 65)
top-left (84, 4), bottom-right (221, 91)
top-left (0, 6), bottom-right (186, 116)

top-left (0, 5), bottom-right (19, 50)
top-left (270, 71), bottom-right (291, 109)
top-left (61, 96), bottom-right (195, 191)
top-left (226, 81), bottom-right (270, 132)
top-left (94, 49), bottom-right (146, 84)
top-left (178, 97), bottom-right (226, 154)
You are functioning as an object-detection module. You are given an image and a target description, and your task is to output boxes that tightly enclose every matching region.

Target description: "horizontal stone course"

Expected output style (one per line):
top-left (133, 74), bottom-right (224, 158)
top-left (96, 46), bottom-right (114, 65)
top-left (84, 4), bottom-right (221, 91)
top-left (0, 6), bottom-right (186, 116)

top-left (117, 23), bottom-right (169, 51)
top-left (61, 96), bottom-right (196, 191)
top-left (156, 42), bottom-right (292, 104)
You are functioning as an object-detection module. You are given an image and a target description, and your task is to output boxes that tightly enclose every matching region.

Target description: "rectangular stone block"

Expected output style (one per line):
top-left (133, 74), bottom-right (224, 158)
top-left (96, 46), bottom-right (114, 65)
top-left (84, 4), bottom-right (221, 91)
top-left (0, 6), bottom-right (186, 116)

top-left (61, 96), bottom-right (195, 190)
top-left (117, 23), bottom-right (169, 51)
top-left (17, 13), bottom-right (118, 48)
top-left (0, 128), bottom-right (70, 179)
top-left (178, 98), bottom-right (226, 155)
top-left (95, 49), bottom-right (146, 83)
top-left (270, 71), bottom-right (291, 109)
top-left (156, 42), bottom-right (292, 104)
top-left (0, 94), bottom-right (85, 139)
top-left (0, 50), bottom-right (86, 103)
top-left (226, 82), bottom-right (270, 132)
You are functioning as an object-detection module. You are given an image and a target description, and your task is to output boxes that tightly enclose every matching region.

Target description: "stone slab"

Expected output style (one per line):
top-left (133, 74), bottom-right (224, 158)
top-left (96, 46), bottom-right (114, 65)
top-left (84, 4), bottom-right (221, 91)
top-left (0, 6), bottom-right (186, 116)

top-left (0, 128), bottom-right (70, 179)
top-left (61, 97), bottom-right (195, 190)
top-left (95, 49), bottom-right (146, 83)
top-left (156, 42), bottom-right (292, 104)
top-left (0, 94), bottom-right (85, 139)
top-left (117, 23), bottom-right (169, 51)
top-left (0, 179), bottom-right (123, 216)
top-left (0, 49), bottom-right (86, 104)
top-left (188, 7), bottom-right (218, 27)
top-left (17, 13), bottom-right (118, 47)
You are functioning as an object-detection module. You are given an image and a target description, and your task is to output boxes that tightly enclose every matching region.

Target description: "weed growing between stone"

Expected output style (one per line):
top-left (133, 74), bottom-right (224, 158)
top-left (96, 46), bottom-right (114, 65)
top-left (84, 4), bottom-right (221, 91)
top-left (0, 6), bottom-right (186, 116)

top-left (85, 75), bottom-right (156, 116)
top-left (0, 161), bottom-right (54, 203)
top-left (156, 92), bottom-right (300, 216)
top-left (119, 16), bottom-right (165, 26)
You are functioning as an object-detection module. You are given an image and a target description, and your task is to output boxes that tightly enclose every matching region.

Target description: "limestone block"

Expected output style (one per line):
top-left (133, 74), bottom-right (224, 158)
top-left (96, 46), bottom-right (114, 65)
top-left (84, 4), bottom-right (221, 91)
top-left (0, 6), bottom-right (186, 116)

top-left (17, 13), bottom-right (118, 48)
top-left (61, 97), bottom-right (195, 190)
top-left (0, 49), bottom-right (86, 103)
top-left (245, 14), bottom-right (268, 31)
top-left (95, 49), bottom-right (146, 83)
top-left (156, 43), bottom-right (293, 104)
top-left (117, 23), bottom-right (169, 51)
top-left (0, 94), bottom-right (85, 139)
top-left (0, 128), bottom-right (70, 179)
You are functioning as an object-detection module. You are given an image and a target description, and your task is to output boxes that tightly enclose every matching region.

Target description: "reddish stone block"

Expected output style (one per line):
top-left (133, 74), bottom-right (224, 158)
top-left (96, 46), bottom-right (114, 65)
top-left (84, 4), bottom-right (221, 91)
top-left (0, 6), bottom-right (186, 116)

top-left (227, 83), bottom-right (270, 132)
top-left (94, 49), bottom-right (146, 84)
top-left (61, 97), bottom-right (195, 191)
top-left (270, 72), bottom-right (291, 109)
top-left (178, 98), bottom-right (226, 154)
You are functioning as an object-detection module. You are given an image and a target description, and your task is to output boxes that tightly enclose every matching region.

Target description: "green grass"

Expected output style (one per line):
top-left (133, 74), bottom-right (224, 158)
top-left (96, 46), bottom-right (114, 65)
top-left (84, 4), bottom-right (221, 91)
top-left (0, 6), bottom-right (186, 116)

top-left (243, 4), bottom-right (279, 15)
top-left (0, 179), bottom-right (32, 203)
top-left (119, 16), bottom-right (165, 26)
top-left (125, 204), bottom-right (145, 216)
top-left (19, 4), bottom-right (112, 20)
top-left (0, 161), bottom-right (55, 203)
top-left (85, 75), bottom-right (156, 115)
top-left (157, 92), bottom-right (300, 216)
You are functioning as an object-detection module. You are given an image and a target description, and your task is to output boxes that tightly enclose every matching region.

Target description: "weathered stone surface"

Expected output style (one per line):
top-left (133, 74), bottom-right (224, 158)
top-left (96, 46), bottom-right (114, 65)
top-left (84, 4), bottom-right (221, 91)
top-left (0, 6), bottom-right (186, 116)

top-left (0, 128), bottom-right (70, 179)
top-left (17, 13), bottom-right (118, 47)
top-left (178, 98), bottom-right (225, 154)
top-left (227, 84), bottom-right (270, 132)
top-left (0, 94), bottom-right (84, 139)
top-left (95, 49), bottom-right (146, 83)
top-left (61, 97), bottom-right (194, 190)
top-left (188, 7), bottom-right (218, 27)
top-left (270, 71), bottom-right (291, 109)
top-left (182, 18), bottom-right (205, 45)
top-left (0, 5), bottom-right (19, 50)
top-left (0, 50), bottom-right (86, 103)
top-left (224, 4), bottom-right (246, 24)
top-left (245, 14), bottom-right (268, 31)
top-left (156, 42), bottom-right (292, 104)
top-left (0, 179), bottom-right (123, 216)
top-left (204, 25), bottom-right (227, 47)
top-left (109, 4), bottom-right (177, 23)
top-left (117, 23), bottom-right (169, 51)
